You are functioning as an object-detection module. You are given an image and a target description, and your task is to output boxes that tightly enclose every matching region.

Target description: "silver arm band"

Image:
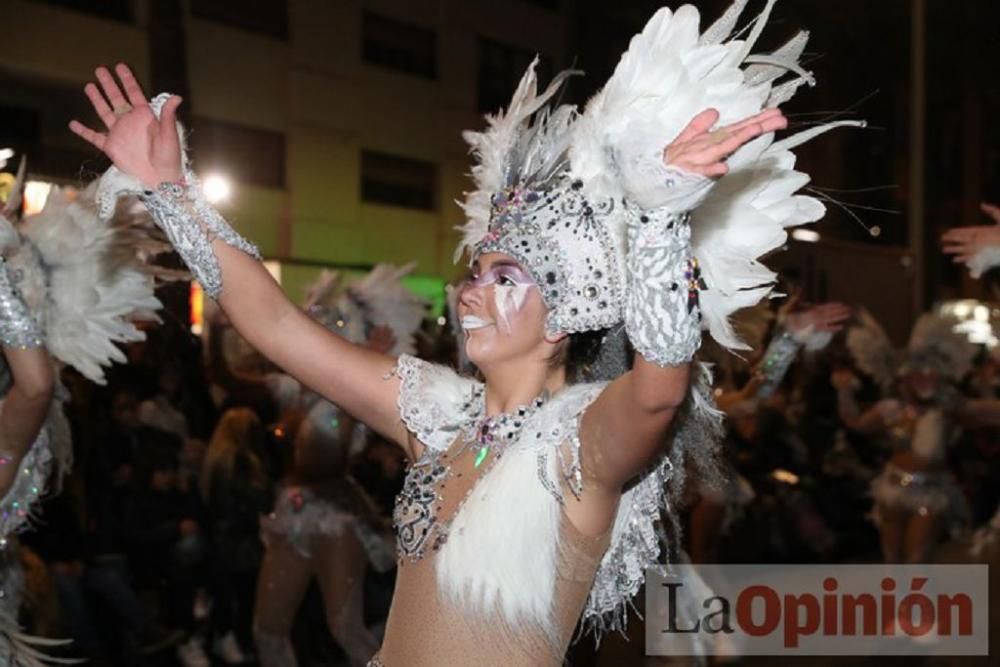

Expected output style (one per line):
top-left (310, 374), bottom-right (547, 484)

top-left (756, 329), bottom-right (803, 398)
top-left (138, 173), bottom-right (261, 299)
top-left (624, 205), bottom-right (703, 367)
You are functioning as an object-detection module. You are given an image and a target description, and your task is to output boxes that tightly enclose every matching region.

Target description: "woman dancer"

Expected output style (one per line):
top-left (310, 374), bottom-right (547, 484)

top-left (202, 408), bottom-right (273, 663)
top-left (0, 157), bottom-right (163, 663)
top-left (254, 266), bottom-right (421, 667)
top-left (837, 311), bottom-right (976, 563)
top-left (70, 1), bottom-right (857, 663)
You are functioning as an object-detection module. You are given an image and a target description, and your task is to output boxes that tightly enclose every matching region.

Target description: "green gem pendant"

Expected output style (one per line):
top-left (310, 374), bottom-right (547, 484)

top-left (474, 445), bottom-right (489, 468)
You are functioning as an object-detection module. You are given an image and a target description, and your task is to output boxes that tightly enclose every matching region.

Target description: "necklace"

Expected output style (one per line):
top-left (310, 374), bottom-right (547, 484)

top-left (468, 392), bottom-right (548, 468)
top-left (393, 383), bottom-right (551, 563)
top-left (454, 385), bottom-right (549, 468)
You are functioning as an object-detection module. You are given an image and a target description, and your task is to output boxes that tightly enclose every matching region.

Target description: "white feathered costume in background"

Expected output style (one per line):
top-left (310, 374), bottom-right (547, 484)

top-left (0, 158), bottom-right (170, 665)
top-left (846, 309), bottom-right (975, 538)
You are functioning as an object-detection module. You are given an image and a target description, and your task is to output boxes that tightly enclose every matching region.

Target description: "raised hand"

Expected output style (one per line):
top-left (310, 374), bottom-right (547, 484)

top-left (69, 63), bottom-right (183, 187)
top-left (664, 108), bottom-right (788, 178)
top-left (941, 202), bottom-right (1000, 263)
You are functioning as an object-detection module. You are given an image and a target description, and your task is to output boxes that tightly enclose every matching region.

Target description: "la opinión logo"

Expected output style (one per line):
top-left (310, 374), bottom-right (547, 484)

top-left (660, 575), bottom-right (973, 648)
top-left (647, 564), bottom-right (988, 656)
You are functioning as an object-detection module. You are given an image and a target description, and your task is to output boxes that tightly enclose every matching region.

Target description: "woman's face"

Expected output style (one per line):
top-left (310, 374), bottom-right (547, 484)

top-left (456, 253), bottom-right (554, 369)
top-left (900, 368), bottom-right (940, 403)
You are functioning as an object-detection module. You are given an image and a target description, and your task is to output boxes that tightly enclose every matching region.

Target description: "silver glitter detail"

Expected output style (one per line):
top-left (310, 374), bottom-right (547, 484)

top-left (0, 427), bottom-right (51, 539)
top-left (624, 205), bottom-right (701, 366)
top-left (138, 172), bottom-right (261, 299)
top-left (756, 329), bottom-right (802, 398)
top-left (0, 257), bottom-right (43, 349)
top-left (476, 179), bottom-right (625, 336)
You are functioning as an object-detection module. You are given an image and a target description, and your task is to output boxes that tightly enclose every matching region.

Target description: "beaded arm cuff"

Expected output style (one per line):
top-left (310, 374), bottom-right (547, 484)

top-left (0, 257), bottom-right (43, 349)
top-left (139, 172), bottom-right (260, 299)
top-left (756, 329), bottom-right (803, 399)
top-left (624, 205), bottom-right (703, 367)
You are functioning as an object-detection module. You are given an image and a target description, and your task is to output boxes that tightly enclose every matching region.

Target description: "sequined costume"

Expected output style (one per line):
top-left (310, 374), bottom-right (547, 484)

top-left (866, 403), bottom-right (969, 538)
top-left (373, 356), bottom-right (616, 665)
top-left (254, 399), bottom-right (396, 667)
top-left (846, 312), bottom-right (977, 548)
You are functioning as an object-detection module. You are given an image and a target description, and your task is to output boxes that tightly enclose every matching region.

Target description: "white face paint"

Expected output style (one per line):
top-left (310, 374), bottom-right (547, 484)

top-left (459, 263), bottom-right (537, 336)
top-left (493, 282), bottom-right (532, 334)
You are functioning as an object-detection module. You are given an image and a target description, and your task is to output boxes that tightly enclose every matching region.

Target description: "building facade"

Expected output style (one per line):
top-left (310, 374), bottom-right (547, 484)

top-left (0, 0), bottom-right (571, 301)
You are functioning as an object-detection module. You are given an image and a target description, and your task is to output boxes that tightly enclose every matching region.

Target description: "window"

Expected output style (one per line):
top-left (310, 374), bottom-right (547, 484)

top-left (0, 73), bottom-right (106, 181)
top-left (477, 38), bottom-right (552, 114)
top-left (191, 0), bottom-right (289, 39)
top-left (361, 151), bottom-right (436, 211)
top-left (190, 118), bottom-right (286, 188)
top-left (28, 0), bottom-right (133, 22)
top-left (0, 106), bottom-right (41, 145)
top-left (362, 12), bottom-right (437, 79)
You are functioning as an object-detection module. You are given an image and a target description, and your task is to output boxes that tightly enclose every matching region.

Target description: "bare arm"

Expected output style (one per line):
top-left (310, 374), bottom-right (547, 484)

top-left (70, 65), bottom-right (407, 447)
top-left (580, 359), bottom-right (690, 492)
top-left (0, 346), bottom-right (55, 495)
top-left (204, 239), bottom-right (407, 446)
top-left (577, 107), bottom-right (787, 494)
top-left (833, 378), bottom-right (887, 435)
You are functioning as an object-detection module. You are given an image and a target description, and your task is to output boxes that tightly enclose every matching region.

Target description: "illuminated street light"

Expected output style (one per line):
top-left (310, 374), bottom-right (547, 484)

top-left (791, 228), bottom-right (821, 243)
top-left (203, 174), bottom-right (232, 203)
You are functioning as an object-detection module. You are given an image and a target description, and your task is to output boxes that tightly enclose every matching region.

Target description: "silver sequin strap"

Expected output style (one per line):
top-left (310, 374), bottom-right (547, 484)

top-left (624, 203), bottom-right (702, 367)
top-left (0, 257), bottom-right (43, 349)
top-left (756, 328), bottom-right (803, 398)
top-left (139, 172), bottom-right (261, 299)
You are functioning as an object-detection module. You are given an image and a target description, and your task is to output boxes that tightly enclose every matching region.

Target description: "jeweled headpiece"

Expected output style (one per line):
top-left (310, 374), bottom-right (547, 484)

top-left (457, 66), bottom-right (629, 336)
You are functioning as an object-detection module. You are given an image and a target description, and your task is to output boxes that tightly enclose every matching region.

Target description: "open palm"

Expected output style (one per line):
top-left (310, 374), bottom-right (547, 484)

top-left (69, 64), bottom-right (184, 188)
top-left (941, 202), bottom-right (1000, 263)
top-left (664, 107), bottom-right (787, 178)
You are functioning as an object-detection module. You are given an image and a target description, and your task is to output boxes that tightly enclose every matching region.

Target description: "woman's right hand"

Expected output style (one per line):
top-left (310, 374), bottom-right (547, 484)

top-left (69, 63), bottom-right (184, 188)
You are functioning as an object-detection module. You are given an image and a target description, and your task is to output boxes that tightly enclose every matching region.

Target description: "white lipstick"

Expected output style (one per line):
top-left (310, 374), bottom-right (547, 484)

top-left (461, 315), bottom-right (493, 330)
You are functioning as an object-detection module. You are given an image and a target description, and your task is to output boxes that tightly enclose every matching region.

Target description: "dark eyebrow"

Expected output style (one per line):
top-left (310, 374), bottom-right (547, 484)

top-left (483, 258), bottom-right (522, 271)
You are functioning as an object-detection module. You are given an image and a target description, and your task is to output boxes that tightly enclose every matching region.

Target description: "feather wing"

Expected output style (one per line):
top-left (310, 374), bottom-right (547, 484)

top-left (572, 0), bottom-right (862, 351)
top-left (15, 182), bottom-right (168, 384)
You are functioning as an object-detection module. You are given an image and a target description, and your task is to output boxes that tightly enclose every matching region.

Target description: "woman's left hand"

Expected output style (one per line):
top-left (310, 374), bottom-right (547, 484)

top-left (69, 64), bottom-right (184, 187)
top-left (663, 108), bottom-right (787, 178)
